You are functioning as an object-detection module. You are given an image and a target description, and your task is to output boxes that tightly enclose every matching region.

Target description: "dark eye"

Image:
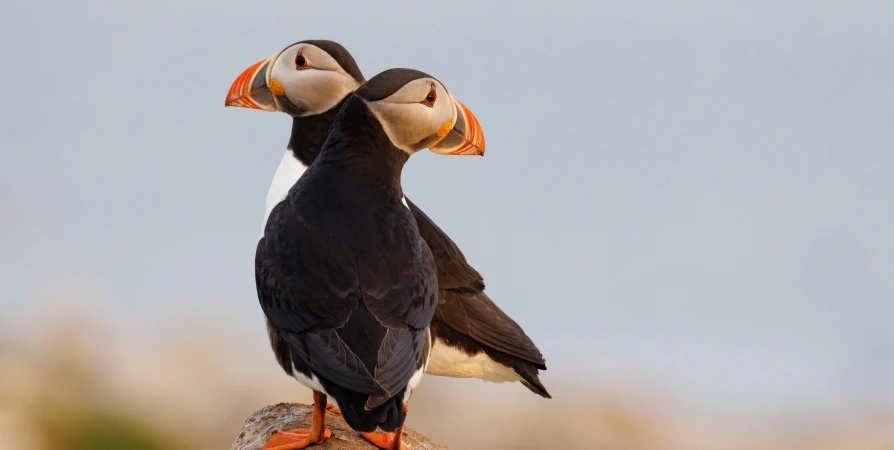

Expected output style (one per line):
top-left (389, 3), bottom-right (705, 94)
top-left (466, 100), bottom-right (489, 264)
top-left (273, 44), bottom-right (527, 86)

top-left (295, 54), bottom-right (308, 68)
top-left (422, 86), bottom-right (437, 107)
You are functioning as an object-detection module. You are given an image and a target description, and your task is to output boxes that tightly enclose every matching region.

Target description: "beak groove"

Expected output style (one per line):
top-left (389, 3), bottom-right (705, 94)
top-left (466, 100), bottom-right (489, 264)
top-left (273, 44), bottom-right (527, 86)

top-left (451, 100), bottom-right (485, 155)
top-left (225, 57), bottom-right (277, 111)
top-left (430, 99), bottom-right (486, 156)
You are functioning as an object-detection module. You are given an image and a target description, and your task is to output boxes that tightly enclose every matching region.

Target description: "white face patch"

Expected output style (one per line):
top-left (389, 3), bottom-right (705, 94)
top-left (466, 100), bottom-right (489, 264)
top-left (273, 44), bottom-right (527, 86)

top-left (269, 43), bottom-right (362, 116)
top-left (262, 150), bottom-right (307, 237)
top-left (364, 78), bottom-right (455, 154)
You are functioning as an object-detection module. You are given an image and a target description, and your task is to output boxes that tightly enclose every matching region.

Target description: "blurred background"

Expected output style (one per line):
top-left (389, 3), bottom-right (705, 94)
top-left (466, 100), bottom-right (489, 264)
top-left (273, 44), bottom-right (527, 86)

top-left (2, 1), bottom-right (893, 449)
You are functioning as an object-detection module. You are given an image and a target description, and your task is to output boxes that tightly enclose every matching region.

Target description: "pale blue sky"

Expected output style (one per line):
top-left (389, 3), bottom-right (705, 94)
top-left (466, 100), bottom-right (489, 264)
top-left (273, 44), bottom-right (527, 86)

top-left (2, 0), bottom-right (893, 415)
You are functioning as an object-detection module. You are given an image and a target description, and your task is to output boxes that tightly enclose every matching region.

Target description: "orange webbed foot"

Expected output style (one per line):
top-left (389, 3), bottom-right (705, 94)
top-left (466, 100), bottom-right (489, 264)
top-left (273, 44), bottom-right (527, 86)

top-left (360, 431), bottom-right (408, 450)
top-left (262, 428), bottom-right (332, 450)
top-left (325, 403), bottom-right (342, 415)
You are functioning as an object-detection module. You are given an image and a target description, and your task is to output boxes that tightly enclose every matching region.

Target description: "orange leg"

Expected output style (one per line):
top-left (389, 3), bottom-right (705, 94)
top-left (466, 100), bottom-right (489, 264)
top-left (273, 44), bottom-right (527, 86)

top-left (360, 403), bottom-right (408, 450)
top-left (262, 391), bottom-right (333, 450)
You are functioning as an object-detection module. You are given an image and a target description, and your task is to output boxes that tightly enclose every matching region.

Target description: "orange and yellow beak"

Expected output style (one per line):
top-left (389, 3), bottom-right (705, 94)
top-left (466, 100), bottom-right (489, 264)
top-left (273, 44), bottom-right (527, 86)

top-left (224, 55), bottom-right (278, 111)
top-left (430, 98), bottom-right (486, 156)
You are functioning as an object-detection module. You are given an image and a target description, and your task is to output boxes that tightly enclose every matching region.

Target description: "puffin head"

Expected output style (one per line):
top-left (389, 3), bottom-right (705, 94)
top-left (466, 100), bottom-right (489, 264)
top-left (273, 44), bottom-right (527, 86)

top-left (356, 68), bottom-right (485, 156)
top-left (225, 40), bottom-right (365, 117)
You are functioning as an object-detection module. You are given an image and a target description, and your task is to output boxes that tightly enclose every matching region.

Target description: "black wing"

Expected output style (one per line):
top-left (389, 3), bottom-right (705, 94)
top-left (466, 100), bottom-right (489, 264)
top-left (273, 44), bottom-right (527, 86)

top-left (365, 241), bottom-right (437, 408)
top-left (405, 197), bottom-right (547, 367)
top-left (257, 199), bottom-right (436, 400)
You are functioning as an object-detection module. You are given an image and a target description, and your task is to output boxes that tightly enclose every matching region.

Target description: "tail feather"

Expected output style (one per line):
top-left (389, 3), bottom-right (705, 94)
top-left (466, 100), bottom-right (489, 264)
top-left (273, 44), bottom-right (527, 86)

top-left (513, 359), bottom-right (551, 399)
top-left (327, 384), bottom-right (406, 432)
top-left (521, 379), bottom-right (551, 399)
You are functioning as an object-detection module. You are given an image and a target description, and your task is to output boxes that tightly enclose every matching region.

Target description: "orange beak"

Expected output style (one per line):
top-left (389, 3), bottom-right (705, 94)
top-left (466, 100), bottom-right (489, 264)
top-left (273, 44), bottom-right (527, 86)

top-left (430, 98), bottom-right (486, 156)
top-left (224, 56), bottom-right (278, 111)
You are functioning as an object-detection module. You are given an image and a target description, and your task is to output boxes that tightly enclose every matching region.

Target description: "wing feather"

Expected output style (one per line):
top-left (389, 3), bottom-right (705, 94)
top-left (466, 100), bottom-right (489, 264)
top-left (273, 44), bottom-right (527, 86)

top-left (406, 197), bottom-right (547, 367)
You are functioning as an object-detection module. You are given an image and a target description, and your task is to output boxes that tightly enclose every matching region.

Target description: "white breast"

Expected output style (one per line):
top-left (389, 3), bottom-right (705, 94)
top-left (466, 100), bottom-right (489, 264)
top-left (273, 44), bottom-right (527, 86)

top-left (261, 150), bottom-right (308, 237)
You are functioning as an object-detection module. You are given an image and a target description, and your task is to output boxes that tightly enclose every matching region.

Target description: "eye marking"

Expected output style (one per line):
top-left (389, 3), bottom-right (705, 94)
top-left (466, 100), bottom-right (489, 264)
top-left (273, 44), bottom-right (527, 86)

top-left (295, 53), bottom-right (309, 68)
top-left (421, 84), bottom-right (437, 107)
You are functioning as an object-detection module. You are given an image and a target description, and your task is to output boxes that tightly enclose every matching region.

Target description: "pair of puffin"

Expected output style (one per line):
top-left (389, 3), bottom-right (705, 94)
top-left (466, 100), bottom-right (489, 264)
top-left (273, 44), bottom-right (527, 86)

top-left (226, 40), bottom-right (548, 450)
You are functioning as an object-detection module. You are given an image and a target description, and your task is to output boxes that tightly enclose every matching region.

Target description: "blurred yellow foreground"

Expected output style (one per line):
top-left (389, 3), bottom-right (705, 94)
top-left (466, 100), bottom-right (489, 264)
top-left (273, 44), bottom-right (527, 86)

top-left (1, 295), bottom-right (892, 450)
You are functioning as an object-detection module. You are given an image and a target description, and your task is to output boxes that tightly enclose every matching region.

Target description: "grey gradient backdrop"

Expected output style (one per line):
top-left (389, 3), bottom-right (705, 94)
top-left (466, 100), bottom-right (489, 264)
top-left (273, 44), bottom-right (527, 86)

top-left (2, 0), bottom-right (893, 416)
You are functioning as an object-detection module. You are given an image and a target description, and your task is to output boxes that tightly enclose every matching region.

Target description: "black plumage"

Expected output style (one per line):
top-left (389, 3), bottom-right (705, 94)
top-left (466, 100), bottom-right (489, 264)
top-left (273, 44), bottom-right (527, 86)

top-left (256, 92), bottom-right (438, 431)
top-left (239, 40), bottom-right (550, 399)
top-left (263, 93), bottom-right (549, 400)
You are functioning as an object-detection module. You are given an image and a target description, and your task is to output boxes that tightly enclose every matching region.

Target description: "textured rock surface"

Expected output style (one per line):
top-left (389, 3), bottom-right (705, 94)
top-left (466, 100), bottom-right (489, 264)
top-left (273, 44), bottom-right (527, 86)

top-left (231, 403), bottom-right (447, 450)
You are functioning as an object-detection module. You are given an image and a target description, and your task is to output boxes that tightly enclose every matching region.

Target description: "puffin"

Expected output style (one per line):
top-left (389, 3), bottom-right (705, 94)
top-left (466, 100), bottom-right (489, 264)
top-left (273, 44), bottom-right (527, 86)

top-left (250, 68), bottom-right (485, 450)
top-left (226, 41), bottom-right (550, 400)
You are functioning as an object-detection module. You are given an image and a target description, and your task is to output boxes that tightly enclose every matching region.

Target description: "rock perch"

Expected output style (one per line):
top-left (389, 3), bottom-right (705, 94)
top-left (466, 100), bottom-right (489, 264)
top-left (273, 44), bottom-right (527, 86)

top-left (231, 403), bottom-right (447, 450)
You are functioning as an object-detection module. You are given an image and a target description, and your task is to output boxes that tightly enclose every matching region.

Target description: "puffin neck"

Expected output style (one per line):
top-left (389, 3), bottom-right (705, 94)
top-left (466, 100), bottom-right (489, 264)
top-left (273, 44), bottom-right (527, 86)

top-left (316, 95), bottom-right (409, 192)
top-left (287, 95), bottom-right (351, 166)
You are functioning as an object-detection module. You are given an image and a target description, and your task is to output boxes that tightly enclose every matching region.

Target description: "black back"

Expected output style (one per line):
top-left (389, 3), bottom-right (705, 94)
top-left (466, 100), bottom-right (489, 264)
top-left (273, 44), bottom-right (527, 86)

top-left (257, 94), bottom-right (438, 431)
top-left (264, 65), bottom-right (550, 401)
top-left (312, 95), bottom-right (409, 190)
top-left (287, 95), bottom-right (349, 166)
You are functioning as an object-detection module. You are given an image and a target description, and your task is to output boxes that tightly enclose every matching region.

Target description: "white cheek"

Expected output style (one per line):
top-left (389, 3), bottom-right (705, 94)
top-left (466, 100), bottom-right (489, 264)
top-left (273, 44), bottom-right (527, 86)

top-left (369, 102), bottom-right (446, 154)
top-left (414, 101), bottom-right (452, 143)
top-left (435, 99), bottom-right (454, 129)
top-left (281, 70), bottom-right (355, 116)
